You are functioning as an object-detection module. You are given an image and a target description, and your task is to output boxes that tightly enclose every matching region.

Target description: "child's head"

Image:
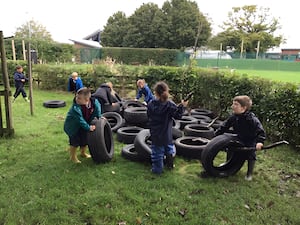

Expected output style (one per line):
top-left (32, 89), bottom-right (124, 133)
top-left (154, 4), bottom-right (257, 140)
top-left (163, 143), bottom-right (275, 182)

top-left (16, 65), bottom-right (23, 72)
top-left (154, 81), bottom-right (169, 102)
top-left (71, 72), bottom-right (78, 80)
top-left (137, 79), bottom-right (145, 88)
top-left (106, 82), bottom-right (113, 89)
top-left (232, 95), bottom-right (252, 114)
top-left (75, 87), bottom-right (91, 105)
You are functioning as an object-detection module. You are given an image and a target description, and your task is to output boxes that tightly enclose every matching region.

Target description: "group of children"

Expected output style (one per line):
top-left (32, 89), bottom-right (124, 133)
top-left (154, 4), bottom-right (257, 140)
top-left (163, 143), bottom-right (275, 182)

top-left (13, 65), bottom-right (266, 181)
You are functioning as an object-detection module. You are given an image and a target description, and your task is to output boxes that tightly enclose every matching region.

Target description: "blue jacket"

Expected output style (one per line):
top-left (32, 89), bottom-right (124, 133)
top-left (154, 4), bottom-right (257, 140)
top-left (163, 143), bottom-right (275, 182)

top-left (67, 77), bottom-right (84, 92)
top-left (215, 111), bottom-right (266, 146)
top-left (14, 71), bottom-right (28, 88)
top-left (136, 84), bottom-right (154, 103)
top-left (147, 99), bottom-right (184, 146)
top-left (64, 97), bottom-right (101, 137)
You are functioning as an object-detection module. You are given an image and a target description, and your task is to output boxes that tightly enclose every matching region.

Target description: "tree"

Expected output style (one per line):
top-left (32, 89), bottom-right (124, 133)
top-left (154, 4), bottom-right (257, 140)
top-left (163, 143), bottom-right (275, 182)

top-left (212, 5), bottom-right (283, 53)
top-left (100, 12), bottom-right (129, 47)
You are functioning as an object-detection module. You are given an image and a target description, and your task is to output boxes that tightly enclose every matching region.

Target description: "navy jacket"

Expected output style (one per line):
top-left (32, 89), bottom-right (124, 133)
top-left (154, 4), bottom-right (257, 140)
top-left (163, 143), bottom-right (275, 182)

top-left (215, 111), bottom-right (266, 146)
top-left (136, 84), bottom-right (154, 103)
top-left (92, 83), bottom-right (114, 105)
top-left (147, 99), bottom-right (184, 146)
top-left (14, 71), bottom-right (28, 88)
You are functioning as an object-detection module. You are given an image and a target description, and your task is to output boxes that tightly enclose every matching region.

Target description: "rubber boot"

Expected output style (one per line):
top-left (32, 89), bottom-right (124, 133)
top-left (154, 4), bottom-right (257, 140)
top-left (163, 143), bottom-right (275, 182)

top-left (70, 146), bottom-right (81, 163)
top-left (245, 160), bottom-right (255, 181)
top-left (80, 146), bottom-right (91, 158)
top-left (165, 154), bottom-right (175, 169)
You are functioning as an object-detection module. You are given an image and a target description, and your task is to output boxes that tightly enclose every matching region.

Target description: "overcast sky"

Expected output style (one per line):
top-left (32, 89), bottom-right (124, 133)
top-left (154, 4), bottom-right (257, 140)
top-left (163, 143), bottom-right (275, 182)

top-left (0, 0), bottom-right (297, 48)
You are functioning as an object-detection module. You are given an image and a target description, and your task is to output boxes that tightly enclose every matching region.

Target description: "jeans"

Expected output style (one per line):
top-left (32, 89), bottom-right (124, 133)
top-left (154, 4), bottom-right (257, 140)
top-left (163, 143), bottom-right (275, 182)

top-left (151, 144), bottom-right (175, 174)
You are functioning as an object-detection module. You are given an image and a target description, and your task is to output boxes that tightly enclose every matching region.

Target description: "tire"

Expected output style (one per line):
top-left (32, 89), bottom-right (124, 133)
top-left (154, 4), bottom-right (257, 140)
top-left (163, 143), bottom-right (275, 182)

top-left (190, 108), bottom-right (214, 118)
top-left (201, 134), bottom-right (245, 177)
top-left (183, 124), bottom-right (215, 139)
top-left (43, 100), bottom-right (66, 108)
top-left (116, 126), bottom-right (144, 144)
top-left (190, 114), bottom-right (212, 123)
top-left (122, 100), bottom-right (146, 108)
top-left (102, 112), bottom-right (123, 132)
top-left (87, 118), bottom-right (114, 164)
top-left (175, 136), bottom-right (208, 159)
top-left (121, 144), bottom-right (140, 162)
top-left (134, 129), bottom-right (152, 162)
top-left (177, 116), bottom-right (199, 130)
top-left (103, 102), bottom-right (121, 113)
top-left (172, 127), bottom-right (183, 140)
top-left (202, 120), bottom-right (224, 130)
top-left (124, 107), bottom-right (148, 125)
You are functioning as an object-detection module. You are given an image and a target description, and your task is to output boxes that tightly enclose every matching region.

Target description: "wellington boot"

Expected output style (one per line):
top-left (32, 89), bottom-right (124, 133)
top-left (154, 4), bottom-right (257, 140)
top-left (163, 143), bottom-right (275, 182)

top-left (80, 146), bottom-right (91, 158)
top-left (70, 147), bottom-right (81, 163)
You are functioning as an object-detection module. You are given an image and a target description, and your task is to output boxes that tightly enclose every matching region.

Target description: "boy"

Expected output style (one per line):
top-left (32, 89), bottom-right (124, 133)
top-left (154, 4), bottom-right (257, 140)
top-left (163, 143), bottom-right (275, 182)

top-left (147, 81), bottom-right (188, 174)
top-left (67, 72), bottom-right (84, 93)
top-left (215, 95), bottom-right (266, 181)
top-left (12, 65), bottom-right (29, 102)
top-left (135, 79), bottom-right (154, 104)
top-left (64, 87), bottom-right (101, 163)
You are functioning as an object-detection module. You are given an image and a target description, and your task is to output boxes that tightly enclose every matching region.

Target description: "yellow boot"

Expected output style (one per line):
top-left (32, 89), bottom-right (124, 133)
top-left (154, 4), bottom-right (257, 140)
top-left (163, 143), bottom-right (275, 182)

top-left (69, 146), bottom-right (81, 163)
top-left (80, 146), bottom-right (91, 158)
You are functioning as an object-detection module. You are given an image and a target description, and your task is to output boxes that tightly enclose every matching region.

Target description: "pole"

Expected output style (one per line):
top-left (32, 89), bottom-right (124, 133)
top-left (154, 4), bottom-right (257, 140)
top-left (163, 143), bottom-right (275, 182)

top-left (256, 40), bottom-right (260, 59)
top-left (22, 40), bottom-right (26, 60)
top-left (12, 39), bottom-right (16, 61)
top-left (240, 39), bottom-right (244, 59)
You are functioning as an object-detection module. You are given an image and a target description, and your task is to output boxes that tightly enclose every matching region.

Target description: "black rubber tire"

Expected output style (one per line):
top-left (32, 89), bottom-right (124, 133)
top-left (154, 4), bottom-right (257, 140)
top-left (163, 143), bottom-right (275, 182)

top-left (174, 136), bottom-right (208, 159)
top-left (124, 107), bottom-right (148, 125)
top-left (122, 100), bottom-right (146, 108)
top-left (121, 144), bottom-right (140, 162)
top-left (202, 120), bottom-right (224, 130)
top-left (116, 126), bottom-right (144, 144)
top-left (87, 118), bottom-right (114, 164)
top-left (190, 114), bottom-right (212, 123)
top-left (43, 100), bottom-right (66, 108)
top-left (190, 108), bottom-right (214, 118)
top-left (134, 129), bottom-right (152, 162)
top-left (177, 116), bottom-right (199, 130)
top-left (102, 112), bottom-right (123, 132)
top-left (172, 127), bottom-right (183, 140)
top-left (103, 102), bottom-right (121, 113)
top-left (201, 134), bottom-right (245, 177)
top-left (183, 124), bottom-right (215, 139)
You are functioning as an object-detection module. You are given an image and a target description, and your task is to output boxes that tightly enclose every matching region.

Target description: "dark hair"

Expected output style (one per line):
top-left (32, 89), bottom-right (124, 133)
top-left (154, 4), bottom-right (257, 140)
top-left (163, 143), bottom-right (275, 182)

top-left (154, 81), bottom-right (169, 102)
top-left (16, 65), bottom-right (22, 70)
top-left (76, 87), bottom-right (91, 99)
top-left (233, 95), bottom-right (252, 110)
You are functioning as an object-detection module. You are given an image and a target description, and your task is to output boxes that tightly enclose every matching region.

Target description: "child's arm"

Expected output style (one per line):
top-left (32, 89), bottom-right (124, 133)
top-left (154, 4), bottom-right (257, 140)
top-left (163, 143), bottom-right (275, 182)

top-left (254, 117), bottom-right (266, 150)
top-left (214, 116), bottom-right (234, 136)
top-left (135, 88), bottom-right (142, 100)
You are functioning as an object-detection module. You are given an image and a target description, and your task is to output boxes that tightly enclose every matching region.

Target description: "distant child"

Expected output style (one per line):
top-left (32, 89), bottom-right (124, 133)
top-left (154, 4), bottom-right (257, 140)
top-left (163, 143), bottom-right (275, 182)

top-left (135, 79), bottom-right (154, 104)
top-left (12, 65), bottom-right (29, 102)
top-left (67, 72), bottom-right (84, 93)
top-left (147, 81), bottom-right (188, 174)
top-left (214, 95), bottom-right (266, 181)
top-left (64, 87), bottom-right (101, 163)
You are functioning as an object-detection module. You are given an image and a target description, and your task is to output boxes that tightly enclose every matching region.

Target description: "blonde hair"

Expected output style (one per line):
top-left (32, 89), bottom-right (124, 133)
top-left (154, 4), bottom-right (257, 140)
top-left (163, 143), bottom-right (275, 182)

top-left (137, 79), bottom-right (145, 86)
top-left (233, 95), bottom-right (252, 110)
top-left (71, 72), bottom-right (78, 78)
top-left (106, 82), bottom-right (116, 96)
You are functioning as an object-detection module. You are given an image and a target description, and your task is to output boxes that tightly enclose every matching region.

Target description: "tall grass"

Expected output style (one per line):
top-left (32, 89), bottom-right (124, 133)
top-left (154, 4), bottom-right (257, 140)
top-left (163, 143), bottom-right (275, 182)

top-left (0, 88), bottom-right (299, 225)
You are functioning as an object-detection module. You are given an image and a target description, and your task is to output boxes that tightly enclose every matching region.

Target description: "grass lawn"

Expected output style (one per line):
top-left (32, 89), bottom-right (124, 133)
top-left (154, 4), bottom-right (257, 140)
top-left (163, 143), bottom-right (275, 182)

top-left (0, 88), bottom-right (299, 225)
top-left (234, 70), bottom-right (300, 84)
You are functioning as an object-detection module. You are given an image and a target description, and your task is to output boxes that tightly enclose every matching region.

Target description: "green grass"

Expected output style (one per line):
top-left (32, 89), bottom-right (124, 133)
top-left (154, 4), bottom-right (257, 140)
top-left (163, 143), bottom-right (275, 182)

top-left (233, 69), bottom-right (300, 83)
top-left (0, 88), bottom-right (299, 225)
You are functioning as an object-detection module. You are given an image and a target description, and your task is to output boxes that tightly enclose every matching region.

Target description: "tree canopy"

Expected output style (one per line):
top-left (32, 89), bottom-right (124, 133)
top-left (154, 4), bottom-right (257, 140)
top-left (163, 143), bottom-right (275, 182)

top-left (208, 5), bottom-right (283, 53)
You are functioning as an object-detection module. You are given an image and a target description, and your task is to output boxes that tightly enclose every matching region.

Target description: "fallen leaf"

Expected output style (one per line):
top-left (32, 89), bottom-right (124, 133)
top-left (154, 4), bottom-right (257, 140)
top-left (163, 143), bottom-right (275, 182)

top-left (296, 191), bottom-right (300, 198)
top-left (267, 201), bottom-right (275, 208)
top-left (178, 208), bottom-right (187, 217)
top-left (145, 212), bottom-right (150, 217)
top-left (244, 204), bottom-right (251, 210)
top-left (112, 171), bottom-right (115, 174)
top-left (136, 217), bottom-right (142, 224)
top-left (118, 221), bottom-right (126, 225)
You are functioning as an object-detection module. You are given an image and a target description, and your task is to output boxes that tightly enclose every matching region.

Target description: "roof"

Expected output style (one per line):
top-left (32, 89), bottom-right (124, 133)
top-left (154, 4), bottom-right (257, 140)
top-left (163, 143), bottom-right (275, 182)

top-left (83, 29), bottom-right (101, 42)
top-left (69, 39), bottom-right (102, 48)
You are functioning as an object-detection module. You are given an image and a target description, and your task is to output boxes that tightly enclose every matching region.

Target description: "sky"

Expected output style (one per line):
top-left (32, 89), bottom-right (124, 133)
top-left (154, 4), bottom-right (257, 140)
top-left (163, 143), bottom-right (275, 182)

top-left (0, 0), bottom-right (298, 49)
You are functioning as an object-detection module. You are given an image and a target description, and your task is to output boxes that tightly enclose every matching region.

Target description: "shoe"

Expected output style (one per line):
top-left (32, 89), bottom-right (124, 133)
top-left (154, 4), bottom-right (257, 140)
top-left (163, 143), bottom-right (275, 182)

top-left (12, 97), bottom-right (16, 103)
top-left (245, 175), bottom-right (253, 181)
top-left (24, 97), bottom-right (30, 102)
top-left (165, 154), bottom-right (175, 169)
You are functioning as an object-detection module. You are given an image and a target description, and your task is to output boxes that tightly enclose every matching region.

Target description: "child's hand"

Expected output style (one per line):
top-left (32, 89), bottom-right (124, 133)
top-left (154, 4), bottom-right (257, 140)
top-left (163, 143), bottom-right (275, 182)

top-left (181, 100), bottom-right (188, 107)
top-left (256, 143), bottom-right (263, 150)
top-left (89, 125), bottom-right (96, 131)
top-left (21, 79), bottom-right (25, 82)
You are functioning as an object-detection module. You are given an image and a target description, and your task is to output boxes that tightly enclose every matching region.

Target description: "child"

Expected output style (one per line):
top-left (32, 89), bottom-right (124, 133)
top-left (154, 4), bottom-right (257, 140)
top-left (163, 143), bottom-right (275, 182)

top-left (147, 81), bottom-right (188, 174)
top-left (12, 65), bottom-right (29, 102)
top-left (64, 87), bottom-right (101, 163)
top-left (214, 95), bottom-right (266, 181)
top-left (67, 72), bottom-right (84, 93)
top-left (135, 79), bottom-right (154, 104)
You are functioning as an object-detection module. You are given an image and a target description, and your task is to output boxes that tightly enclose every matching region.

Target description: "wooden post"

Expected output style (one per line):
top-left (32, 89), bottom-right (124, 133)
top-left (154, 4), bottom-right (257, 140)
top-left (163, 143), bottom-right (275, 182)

top-left (12, 39), bottom-right (16, 61)
top-left (0, 31), bottom-right (14, 135)
top-left (27, 42), bottom-right (34, 116)
top-left (256, 40), bottom-right (260, 59)
top-left (240, 39), bottom-right (244, 59)
top-left (22, 40), bottom-right (26, 60)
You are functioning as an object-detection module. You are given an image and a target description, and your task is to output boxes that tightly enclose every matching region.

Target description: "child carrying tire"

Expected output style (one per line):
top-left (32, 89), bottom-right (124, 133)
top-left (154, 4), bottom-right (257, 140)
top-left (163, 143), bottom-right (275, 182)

top-left (147, 81), bottom-right (188, 174)
top-left (64, 87), bottom-right (101, 163)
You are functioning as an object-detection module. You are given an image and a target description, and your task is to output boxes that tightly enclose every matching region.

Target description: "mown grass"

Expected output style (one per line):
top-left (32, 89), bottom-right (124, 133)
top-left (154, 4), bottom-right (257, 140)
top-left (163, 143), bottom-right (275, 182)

top-left (0, 88), bottom-right (299, 225)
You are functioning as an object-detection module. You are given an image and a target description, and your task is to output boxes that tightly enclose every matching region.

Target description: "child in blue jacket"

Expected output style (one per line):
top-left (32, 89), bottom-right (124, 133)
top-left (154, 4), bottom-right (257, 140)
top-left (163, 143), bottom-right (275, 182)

top-left (135, 79), bottom-right (154, 104)
top-left (12, 65), bottom-right (29, 102)
top-left (215, 95), bottom-right (266, 181)
top-left (64, 87), bottom-right (101, 163)
top-left (147, 81), bottom-right (188, 174)
top-left (67, 72), bottom-right (84, 93)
